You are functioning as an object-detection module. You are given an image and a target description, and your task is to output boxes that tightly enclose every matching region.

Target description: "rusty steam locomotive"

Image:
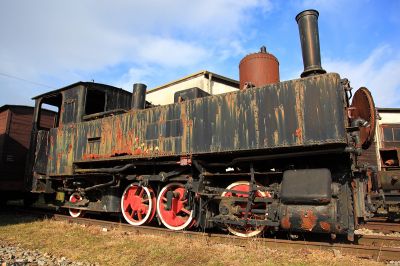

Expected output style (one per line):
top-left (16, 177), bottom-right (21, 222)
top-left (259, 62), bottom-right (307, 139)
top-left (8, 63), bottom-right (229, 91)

top-left (23, 9), bottom-right (379, 240)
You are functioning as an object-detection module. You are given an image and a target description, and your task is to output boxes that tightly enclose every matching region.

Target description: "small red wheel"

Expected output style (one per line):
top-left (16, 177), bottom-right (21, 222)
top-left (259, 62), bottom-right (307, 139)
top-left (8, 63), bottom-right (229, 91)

top-left (221, 181), bottom-right (269, 237)
top-left (121, 183), bottom-right (156, 226)
top-left (68, 193), bottom-right (85, 218)
top-left (157, 182), bottom-right (194, 230)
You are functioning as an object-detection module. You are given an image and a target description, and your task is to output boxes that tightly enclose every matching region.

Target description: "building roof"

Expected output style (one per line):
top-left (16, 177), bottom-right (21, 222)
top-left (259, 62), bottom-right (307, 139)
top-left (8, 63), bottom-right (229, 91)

top-left (377, 107), bottom-right (400, 113)
top-left (0, 104), bottom-right (56, 114)
top-left (0, 104), bottom-right (34, 113)
top-left (147, 70), bottom-right (239, 94)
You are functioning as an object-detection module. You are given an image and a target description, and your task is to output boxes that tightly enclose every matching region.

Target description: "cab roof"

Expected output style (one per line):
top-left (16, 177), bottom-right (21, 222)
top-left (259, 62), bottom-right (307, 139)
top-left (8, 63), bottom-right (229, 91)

top-left (32, 81), bottom-right (129, 100)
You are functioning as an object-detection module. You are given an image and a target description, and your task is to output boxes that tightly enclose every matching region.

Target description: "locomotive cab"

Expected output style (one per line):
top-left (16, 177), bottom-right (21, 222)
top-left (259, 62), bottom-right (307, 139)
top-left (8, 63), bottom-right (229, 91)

top-left (25, 82), bottom-right (132, 193)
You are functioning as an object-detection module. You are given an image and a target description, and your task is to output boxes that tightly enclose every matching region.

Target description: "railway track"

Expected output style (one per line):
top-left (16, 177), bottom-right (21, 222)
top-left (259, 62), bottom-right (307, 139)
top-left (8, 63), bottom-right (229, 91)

top-left (360, 221), bottom-right (400, 234)
top-left (7, 208), bottom-right (399, 262)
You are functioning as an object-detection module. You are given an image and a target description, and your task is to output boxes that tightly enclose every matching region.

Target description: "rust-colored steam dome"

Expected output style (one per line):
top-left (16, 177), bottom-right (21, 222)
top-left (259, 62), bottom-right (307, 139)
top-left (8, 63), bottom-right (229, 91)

top-left (239, 46), bottom-right (280, 90)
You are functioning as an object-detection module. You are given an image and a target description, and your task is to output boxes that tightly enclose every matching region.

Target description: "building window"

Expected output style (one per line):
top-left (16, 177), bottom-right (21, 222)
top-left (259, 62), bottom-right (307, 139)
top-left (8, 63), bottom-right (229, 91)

top-left (382, 125), bottom-right (400, 142)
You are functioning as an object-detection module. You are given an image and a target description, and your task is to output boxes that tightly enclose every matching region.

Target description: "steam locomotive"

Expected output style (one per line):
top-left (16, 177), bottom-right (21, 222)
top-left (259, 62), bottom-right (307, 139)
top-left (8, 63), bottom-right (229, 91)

top-left (17, 9), bottom-right (382, 240)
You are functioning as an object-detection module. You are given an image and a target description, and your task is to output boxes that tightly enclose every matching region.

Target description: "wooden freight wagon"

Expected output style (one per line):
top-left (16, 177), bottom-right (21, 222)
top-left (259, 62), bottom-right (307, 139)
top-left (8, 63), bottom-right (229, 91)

top-left (0, 105), bottom-right (55, 203)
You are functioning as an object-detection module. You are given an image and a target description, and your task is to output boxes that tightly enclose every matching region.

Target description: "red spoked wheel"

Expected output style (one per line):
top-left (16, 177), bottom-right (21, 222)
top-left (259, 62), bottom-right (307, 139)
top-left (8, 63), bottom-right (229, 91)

top-left (221, 181), bottom-right (270, 237)
top-left (121, 183), bottom-right (156, 226)
top-left (157, 182), bottom-right (194, 230)
top-left (68, 193), bottom-right (85, 218)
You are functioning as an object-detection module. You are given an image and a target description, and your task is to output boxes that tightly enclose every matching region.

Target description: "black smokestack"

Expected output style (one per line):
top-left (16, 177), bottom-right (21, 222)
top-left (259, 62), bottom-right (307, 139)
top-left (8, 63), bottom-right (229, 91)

top-left (296, 9), bottom-right (326, 78)
top-left (131, 83), bottom-right (146, 110)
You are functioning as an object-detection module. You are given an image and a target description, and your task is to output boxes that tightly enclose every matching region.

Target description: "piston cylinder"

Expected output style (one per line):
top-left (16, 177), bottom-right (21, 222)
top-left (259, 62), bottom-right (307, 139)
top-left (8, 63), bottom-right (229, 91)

top-left (279, 202), bottom-right (345, 234)
top-left (239, 46), bottom-right (280, 90)
top-left (296, 9), bottom-right (326, 78)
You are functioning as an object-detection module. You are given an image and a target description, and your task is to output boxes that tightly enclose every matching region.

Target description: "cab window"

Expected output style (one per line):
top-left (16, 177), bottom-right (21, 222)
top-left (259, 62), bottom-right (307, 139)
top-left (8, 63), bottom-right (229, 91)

top-left (85, 89), bottom-right (106, 115)
top-left (38, 94), bottom-right (62, 130)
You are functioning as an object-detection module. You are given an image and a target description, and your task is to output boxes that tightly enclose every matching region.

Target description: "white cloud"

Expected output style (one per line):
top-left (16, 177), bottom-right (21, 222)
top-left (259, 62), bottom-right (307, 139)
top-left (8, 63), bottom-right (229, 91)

top-left (0, 0), bottom-right (272, 72)
top-left (0, 0), bottom-right (272, 105)
top-left (133, 37), bottom-right (208, 68)
top-left (217, 40), bottom-right (247, 62)
top-left (117, 65), bottom-right (157, 90)
top-left (324, 45), bottom-right (400, 107)
top-left (92, 0), bottom-right (273, 36)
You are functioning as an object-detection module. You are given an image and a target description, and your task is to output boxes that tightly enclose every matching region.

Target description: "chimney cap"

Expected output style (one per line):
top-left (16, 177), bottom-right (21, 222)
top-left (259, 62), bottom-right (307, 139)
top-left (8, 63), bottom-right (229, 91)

top-left (295, 9), bottom-right (319, 23)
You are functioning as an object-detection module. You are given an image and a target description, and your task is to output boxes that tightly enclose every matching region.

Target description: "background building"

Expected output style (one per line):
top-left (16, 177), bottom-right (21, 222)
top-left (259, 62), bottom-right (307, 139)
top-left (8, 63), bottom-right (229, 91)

top-left (375, 108), bottom-right (400, 170)
top-left (359, 108), bottom-right (400, 170)
top-left (146, 70), bottom-right (239, 105)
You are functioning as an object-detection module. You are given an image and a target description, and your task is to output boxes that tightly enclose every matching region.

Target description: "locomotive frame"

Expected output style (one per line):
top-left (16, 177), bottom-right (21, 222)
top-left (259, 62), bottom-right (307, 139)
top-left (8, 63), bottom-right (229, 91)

top-left (23, 9), bottom-right (380, 240)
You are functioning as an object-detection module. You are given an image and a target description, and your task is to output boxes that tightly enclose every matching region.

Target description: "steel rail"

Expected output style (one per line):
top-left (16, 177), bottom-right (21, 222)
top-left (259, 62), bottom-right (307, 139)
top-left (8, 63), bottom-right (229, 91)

top-left (360, 222), bottom-right (400, 233)
top-left (357, 235), bottom-right (400, 247)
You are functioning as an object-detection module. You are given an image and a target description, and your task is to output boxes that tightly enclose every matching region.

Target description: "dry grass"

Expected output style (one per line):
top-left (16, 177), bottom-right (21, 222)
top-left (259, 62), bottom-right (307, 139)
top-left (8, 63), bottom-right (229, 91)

top-left (0, 214), bottom-right (384, 266)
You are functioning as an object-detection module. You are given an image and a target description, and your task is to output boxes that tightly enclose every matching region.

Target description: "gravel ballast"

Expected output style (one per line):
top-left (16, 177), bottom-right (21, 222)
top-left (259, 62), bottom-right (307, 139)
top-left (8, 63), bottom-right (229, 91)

top-left (0, 241), bottom-right (96, 266)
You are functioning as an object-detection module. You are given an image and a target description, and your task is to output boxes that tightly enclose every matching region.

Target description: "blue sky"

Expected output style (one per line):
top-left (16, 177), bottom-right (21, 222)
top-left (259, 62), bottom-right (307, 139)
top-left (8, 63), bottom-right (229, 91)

top-left (0, 0), bottom-right (399, 107)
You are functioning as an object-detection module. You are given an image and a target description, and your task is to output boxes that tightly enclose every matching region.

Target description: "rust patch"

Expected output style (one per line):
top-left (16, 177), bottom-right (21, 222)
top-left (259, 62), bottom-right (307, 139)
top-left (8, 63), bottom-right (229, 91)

top-left (82, 153), bottom-right (103, 160)
top-left (295, 128), bottom-right (302, 139)
top-left (294, 83), bottom-right (305, 144)
top-left (179, 156), bottom-right (192, 166)
top-left (319, 221), bottom-right (331, 232)
top-left (300, 210), bottom-right (317, 231)
top-left (67, 144), bottom-right (72, 154)
top-left (281, 215), bottom-right (291, 229)
top-left (134, 147), bottom-right (142, 155)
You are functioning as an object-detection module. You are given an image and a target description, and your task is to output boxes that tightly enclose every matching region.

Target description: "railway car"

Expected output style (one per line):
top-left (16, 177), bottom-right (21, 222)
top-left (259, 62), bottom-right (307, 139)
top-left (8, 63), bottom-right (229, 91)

top-left (0, 105), bottom-right (54, 205)
top-left (24, 9), bottom-right (378, 240)
top-left (358, 108), bottom-right (400, 220)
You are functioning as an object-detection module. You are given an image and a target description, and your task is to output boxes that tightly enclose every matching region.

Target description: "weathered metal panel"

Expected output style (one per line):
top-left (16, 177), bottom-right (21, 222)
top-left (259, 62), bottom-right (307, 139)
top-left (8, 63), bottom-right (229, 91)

top-left (61, 87), bottom-right (82, 125)
top-left (51, 125), bottom-right (76, 175)
top-left (46, 87), bottom-right (82, 175)
top-left (102, 85), bottom-right (132, 111)
top-left (48, 73), bottom-right (347, 175)
top-left (33, 130), bottom-right (49, 174)
top-left (189, 73), bottom-right (346, 153)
